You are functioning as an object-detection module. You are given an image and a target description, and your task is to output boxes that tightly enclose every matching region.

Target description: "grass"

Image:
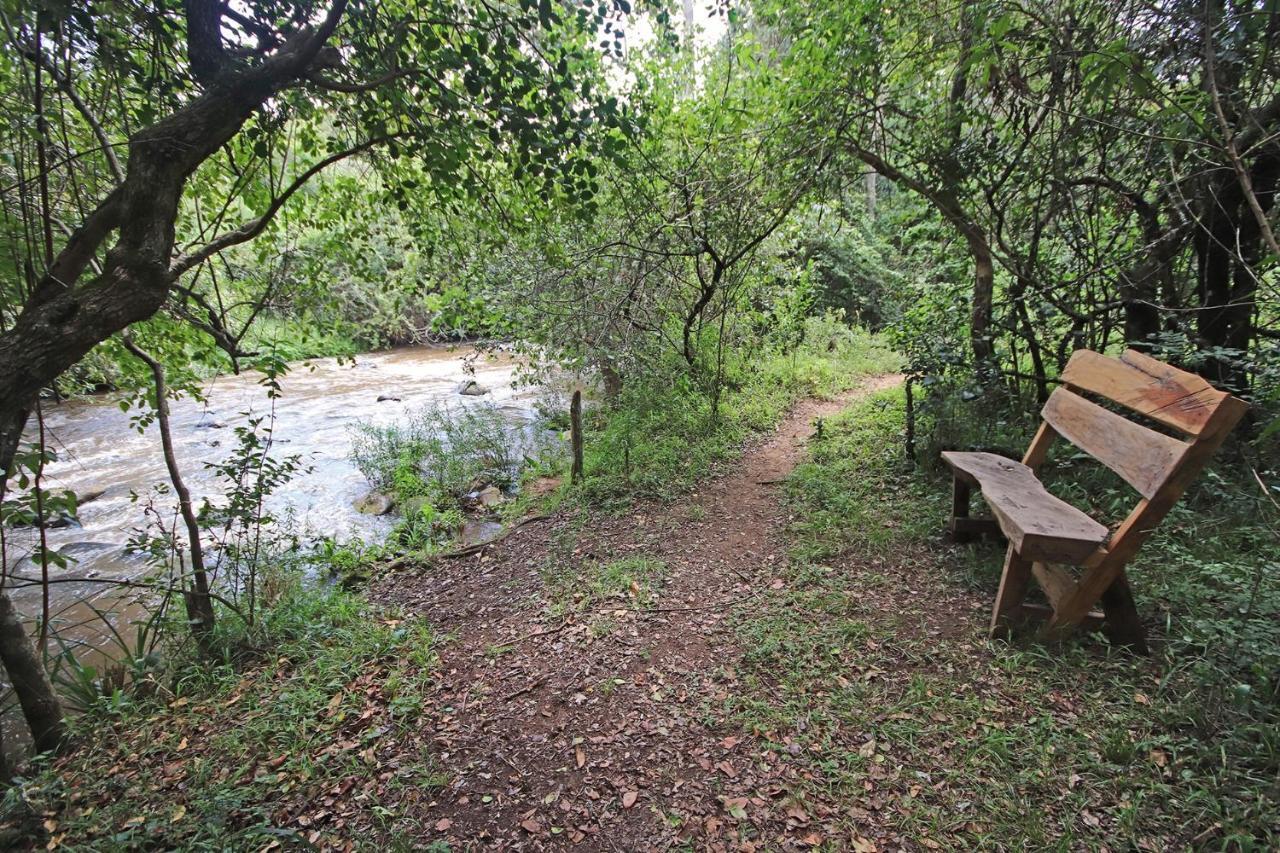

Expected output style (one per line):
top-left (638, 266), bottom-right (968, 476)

top-left (542, 548), bottom-right (669, 621)
top-left (3, 589), bottom-right (442, 850)
top-left (726, 386), bottom-right (1279, 848)
top-left (578, 320), bottom-right (901, 509)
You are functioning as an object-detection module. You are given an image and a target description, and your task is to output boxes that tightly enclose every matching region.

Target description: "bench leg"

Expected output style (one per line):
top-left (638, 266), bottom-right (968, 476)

top-left (1100, 570), bottom-right (1148, 654)
top-left (946, 476), bottom-right (1004, 543)
top-left (946, 477), bottom-right (972, 541)
top-left (989, 544), bottom-right (1033, 639)
top-left (1046, 557), bottom-right (1149, 654)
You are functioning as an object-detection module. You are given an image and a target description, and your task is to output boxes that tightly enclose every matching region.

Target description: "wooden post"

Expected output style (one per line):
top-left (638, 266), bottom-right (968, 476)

top-left (570, 390), bottom-right (584, 485)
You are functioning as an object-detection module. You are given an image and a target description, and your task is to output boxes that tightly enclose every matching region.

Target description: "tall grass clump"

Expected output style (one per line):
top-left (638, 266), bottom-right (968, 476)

top-left (348, 402), bottom-right (517, 509)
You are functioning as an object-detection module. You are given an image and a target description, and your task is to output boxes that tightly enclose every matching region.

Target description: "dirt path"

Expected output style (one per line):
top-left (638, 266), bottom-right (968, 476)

top-left (375, 376), bottom-right (901, 850)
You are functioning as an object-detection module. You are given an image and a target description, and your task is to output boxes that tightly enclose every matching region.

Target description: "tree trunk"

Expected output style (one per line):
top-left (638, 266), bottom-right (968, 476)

top-left (963, 224), bottom-right (997, 374)
top-left (124, 339), bottom-right (216, 652)
top-left (569, 391), bottom-right (584, 485)
top-left (0, 590), bottom-right (65, 754)
top-left (1194, 177), bottom-right (1259, 392)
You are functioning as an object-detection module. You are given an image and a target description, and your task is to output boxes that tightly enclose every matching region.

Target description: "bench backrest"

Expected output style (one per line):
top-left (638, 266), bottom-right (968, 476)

top-left (1032, 349), bottom-right (1247, 503)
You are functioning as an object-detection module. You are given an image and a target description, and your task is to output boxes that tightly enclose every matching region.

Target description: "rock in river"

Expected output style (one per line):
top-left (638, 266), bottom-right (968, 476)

top-left (456, 380), bottom-right (488, 396)
top-left (354, 490), bottom-right (395, 515)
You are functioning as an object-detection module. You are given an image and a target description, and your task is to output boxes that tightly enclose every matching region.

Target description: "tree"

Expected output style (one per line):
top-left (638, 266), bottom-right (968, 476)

top-left (484, 13), bottom-right (846, 414)
top-left (758, 0), bottom-right (1279, 401)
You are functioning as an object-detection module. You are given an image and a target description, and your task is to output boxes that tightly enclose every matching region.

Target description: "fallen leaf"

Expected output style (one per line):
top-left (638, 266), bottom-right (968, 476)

top-left (434, 818), bottom-right (452, 832)
top-left (858, 739), bottom-right (876, 758)
top-left (520, 818), bottom-right (543, 834)
top-left (621, 791), bottom-right (638, 809)
top-left (852, 837), bottom-right (877, 852)
top-left (722, 796), bottom-right (748, 820)
top-left (575, 746), bottom-right (586, 769)
top-left (170, 805), bottom-right (185, 823)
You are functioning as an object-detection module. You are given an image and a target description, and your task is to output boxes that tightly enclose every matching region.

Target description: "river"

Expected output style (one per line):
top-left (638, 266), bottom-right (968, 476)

top-left (2, 345), bottom-right (542, 743)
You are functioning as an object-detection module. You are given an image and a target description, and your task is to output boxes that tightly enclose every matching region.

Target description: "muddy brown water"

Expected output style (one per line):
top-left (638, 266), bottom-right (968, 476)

top-left (2, 345), bottom-right (543, 754)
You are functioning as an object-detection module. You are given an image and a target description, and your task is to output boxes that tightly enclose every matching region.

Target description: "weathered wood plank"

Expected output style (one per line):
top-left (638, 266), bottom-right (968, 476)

top-left (1061, 349), bottom-right (1228, 436)
top-left (1041, 388), bottom-right (1188, 499)
top-left (1031, 562), bottom-right (1077, 612)
top-left (942, 451), bottom-right (1109, 563)
top-left (1049, 396), bottom-right (1249, 631)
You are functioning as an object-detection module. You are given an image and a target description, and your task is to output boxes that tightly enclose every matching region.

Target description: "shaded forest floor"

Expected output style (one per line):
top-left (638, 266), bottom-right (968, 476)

top-left (10, 377), bottom-right (1276, 850)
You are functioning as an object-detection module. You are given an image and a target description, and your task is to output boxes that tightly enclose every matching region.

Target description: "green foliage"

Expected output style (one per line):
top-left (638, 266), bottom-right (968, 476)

top-left (348, 402), bottom-right (519, 509)
top-left (200, 414), bottom-right (309, 618)
top-left (792, 206), bottom-right (906, 331)
top-left (577, 320), bottom-right (900, 507)
top-left (5, 588), bottom-right (440, 849)
top-left (389, 502), bottom-right (465, 554)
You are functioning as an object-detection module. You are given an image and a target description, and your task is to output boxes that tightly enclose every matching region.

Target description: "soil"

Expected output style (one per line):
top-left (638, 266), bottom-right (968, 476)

top-left (372, 375), bottom-right (903, 850)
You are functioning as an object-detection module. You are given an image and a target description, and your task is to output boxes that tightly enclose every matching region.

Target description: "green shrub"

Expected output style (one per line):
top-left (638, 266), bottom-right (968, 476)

top-left (348, 401), bottom-right (517, 508)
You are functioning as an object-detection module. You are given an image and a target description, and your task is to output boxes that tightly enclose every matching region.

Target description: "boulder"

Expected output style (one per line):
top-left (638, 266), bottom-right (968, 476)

top-left (75, 488), bottom-right (106, 506)
top-left (477, 485), bottom-right (504, 508)
top-left (47, 511), bottom-right (81, 529)
top-left (354, 490), bottom-right (395, 515)
top-left (376, 394), bottom-right (402, 402)
top-left (523, 476), bottom-right (562, 498)
top-left (456, 380), bottom-right (488, 396)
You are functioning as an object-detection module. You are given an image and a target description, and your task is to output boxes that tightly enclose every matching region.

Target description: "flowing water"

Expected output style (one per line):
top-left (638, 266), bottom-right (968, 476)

top-left (2, 345), bottom-right (542, 751)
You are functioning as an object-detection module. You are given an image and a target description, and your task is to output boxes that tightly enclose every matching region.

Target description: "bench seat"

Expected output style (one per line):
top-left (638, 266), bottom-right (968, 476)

top-left (941, 451), bottom-right (1109, 564)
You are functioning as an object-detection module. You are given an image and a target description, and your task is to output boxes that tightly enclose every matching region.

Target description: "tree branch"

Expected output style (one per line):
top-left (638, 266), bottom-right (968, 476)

top-left (19, 43), bottom-right (125, 183)
top-left (169, 134), bottom-right (396, 279)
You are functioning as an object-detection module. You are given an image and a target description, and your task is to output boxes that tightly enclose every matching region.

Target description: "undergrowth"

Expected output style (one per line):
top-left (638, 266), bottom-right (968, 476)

top-left (577, 320), bottom-right (901, 508)
top-left (729, 387), bottom-right (1279, 848)
top-left (2, 588), bottom-right (440, 850)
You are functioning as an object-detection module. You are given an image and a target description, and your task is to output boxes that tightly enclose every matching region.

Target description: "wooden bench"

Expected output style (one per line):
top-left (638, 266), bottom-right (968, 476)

top-left (943, 349), bottom-right (1248, 651)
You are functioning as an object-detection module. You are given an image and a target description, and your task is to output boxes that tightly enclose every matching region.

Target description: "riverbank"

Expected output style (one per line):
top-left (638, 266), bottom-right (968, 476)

top-left (3, 345), bottom-right (536, 709)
